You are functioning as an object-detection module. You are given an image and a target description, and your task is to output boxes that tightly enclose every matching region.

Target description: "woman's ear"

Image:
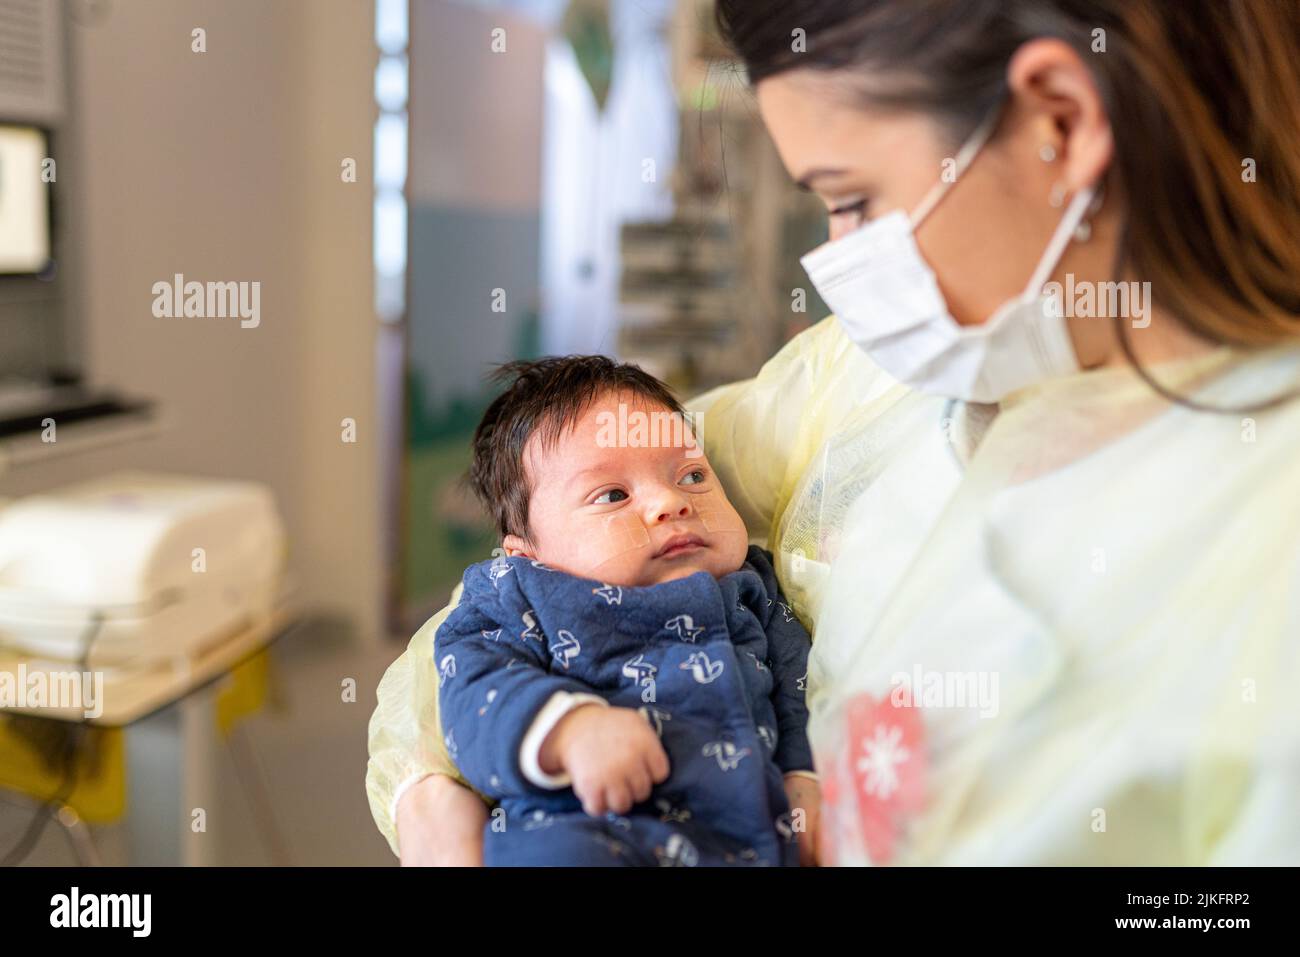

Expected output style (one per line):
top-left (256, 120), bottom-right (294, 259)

top-left (502, 534), bottom-right (533, 558)
top-left (1006, 38), bottom-right (1114, 192)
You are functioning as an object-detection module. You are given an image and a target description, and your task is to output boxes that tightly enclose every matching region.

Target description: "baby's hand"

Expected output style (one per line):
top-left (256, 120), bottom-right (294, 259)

top-left (540, 705), bottom-right (670, 817)
top-left (784, 775), bottom-right (822, 866)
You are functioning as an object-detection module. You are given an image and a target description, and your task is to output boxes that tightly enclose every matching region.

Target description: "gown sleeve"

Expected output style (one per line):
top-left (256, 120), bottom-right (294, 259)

top-left (364, 586), bottom-right (482, 858)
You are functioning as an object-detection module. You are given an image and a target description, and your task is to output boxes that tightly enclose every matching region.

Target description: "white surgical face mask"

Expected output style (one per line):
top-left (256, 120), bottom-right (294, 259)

top-left (800, 109), bottom-right (1097, 403)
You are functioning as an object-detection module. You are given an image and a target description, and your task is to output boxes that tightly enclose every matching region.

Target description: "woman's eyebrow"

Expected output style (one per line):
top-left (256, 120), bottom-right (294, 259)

top-left (795, 167), bottom-right (848, 191)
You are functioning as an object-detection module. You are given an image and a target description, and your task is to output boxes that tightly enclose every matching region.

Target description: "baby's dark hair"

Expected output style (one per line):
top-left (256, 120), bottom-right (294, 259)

top-left (470, 356), bottom-right (686, 541)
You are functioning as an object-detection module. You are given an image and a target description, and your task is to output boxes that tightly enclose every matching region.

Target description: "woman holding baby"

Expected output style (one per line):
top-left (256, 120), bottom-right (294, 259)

top-left (369, 0), bottom-right (1300, 865)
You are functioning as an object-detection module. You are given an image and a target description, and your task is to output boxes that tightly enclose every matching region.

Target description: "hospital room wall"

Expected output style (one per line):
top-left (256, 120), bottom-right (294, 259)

top-left (0, 1), bottom-right (384, 643)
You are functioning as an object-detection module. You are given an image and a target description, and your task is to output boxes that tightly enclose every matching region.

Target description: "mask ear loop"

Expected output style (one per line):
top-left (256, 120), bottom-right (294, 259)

top-left (909, 103), bottom-right (1005, 229)
top-left (1022, 184), bottom-right (1098, 298)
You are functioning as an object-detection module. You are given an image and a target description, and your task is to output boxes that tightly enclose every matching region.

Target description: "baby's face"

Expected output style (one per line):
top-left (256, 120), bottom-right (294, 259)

top-left (502, 391), bottom-right (749, 587)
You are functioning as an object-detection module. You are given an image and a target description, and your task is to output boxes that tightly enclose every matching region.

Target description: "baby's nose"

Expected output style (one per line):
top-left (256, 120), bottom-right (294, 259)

top-left (650, 492), bottom-right (692, 524)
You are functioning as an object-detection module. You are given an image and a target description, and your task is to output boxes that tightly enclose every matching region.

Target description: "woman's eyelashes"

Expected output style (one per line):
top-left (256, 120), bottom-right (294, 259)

top-left (828, 198), bottom-right (869, 233)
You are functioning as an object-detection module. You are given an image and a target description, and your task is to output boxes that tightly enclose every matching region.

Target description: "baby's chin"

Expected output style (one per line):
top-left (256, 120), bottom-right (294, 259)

top-left (534, 533), bottom-right (748, 587)
top-left (640, 559), bottom-right (721, 587)
top-left (594, 547), bottom-right (748, 587)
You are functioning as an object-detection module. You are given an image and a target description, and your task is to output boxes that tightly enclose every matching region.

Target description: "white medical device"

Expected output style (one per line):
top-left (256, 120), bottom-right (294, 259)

top-left (0, 471), bottom-right (286, 664)
top-left (0, 124), bottom-right (52, 275)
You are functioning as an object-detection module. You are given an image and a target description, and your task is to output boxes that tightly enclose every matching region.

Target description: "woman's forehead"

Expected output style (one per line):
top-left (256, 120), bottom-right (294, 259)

top-left (758, 73), bottom-right (941, 173)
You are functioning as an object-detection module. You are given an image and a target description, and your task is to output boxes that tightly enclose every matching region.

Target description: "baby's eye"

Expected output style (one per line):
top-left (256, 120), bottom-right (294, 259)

top-left (679, 469), bottom-right (707, 486)
top-left (593, 488), bottom-right (628, 505)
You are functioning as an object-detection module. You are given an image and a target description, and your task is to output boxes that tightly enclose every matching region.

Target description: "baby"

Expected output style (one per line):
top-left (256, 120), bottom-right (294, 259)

top-left (435, 356), bottom-right (819, 866)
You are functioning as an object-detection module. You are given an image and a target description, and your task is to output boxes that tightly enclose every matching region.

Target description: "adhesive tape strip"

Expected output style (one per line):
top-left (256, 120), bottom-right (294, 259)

top-left (698, 507), bottom-right (745, 534)
top-left (695, 489), bottom-right (746, 535)
top-left (588, 513), bottom-right (652, 568)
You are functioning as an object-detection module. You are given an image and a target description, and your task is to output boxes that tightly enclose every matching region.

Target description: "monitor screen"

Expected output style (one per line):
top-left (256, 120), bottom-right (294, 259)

top-left (0, 125), bottom-right (51, 275)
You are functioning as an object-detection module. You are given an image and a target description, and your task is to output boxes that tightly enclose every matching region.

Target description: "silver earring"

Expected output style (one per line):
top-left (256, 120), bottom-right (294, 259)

top-left (1038, 144), bottom-right (1057, 163)
top-left (1073, 184), bottom-right (1105, 242)
top-left (1049, 182), bottom-right (1067, 208)
top-left (1087, 186), bottom-right (1106, 216)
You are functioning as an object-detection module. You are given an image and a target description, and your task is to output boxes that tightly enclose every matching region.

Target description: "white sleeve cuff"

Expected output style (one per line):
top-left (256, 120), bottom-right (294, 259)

top-left (519, 692), bottom-right (609, 789)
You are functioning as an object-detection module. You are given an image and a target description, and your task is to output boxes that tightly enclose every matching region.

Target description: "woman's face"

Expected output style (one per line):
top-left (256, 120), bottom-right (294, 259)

top-left (755, 40), bottom-right (1121, 351)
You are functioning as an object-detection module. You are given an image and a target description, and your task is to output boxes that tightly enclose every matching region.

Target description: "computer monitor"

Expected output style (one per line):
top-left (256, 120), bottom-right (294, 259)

top-left (0, 124), bottom-right (52, 275)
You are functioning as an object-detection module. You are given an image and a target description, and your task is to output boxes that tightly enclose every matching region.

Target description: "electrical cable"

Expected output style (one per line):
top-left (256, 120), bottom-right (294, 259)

top-left (1, 610), bottom-right (105, 866)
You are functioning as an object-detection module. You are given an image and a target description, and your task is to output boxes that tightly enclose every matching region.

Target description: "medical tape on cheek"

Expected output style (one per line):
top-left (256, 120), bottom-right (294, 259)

top-left (586, 513), bottom-right (652, 569)
top-left (694, 488), bottom-right (747, 535)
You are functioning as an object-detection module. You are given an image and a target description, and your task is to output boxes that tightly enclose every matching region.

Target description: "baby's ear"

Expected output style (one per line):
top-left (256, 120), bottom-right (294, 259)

top-left (502, 534), bottom-right (533, 559)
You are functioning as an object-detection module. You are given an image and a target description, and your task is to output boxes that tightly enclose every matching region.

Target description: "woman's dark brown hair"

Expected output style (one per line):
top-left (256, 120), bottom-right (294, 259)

top-left (715, 0), bottom-right (1300, 405)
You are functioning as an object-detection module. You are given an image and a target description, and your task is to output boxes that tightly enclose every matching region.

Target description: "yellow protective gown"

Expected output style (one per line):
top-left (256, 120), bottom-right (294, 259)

top-left (367, 316), bottom-right (1300, 864)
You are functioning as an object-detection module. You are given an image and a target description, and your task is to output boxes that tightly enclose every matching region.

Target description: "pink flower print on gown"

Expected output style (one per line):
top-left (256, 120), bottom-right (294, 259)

top-left (818, 692), bottom-right (926, 865)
